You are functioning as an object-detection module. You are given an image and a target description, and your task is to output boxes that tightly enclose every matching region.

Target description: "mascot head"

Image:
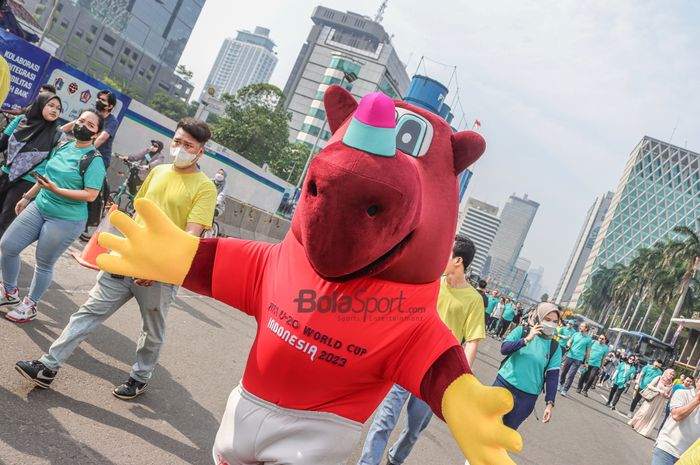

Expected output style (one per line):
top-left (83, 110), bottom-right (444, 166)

top-left (291, 86), bottom-right (485, 284)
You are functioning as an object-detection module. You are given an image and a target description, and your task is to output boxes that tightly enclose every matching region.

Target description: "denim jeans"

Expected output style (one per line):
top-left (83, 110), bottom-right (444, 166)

top-left (40, 272), bottom-right (178, 383)
top-left (651, 447), bottom-right (678, 465)
top-left (357, 385), bottom-right (433, 465)
top-left (0, 202), bottom-right (85, 303)
top-left (559, 356), bottom-right (582, 391)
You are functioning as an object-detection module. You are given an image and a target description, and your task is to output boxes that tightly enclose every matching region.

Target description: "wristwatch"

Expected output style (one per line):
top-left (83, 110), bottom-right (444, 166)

top-left (546, 400), bottom-right (555, 407)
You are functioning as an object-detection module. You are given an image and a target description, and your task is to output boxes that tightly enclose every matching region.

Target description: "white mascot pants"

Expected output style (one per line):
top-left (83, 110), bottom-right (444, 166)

top-left (213, 385), bottom-right (362, 465)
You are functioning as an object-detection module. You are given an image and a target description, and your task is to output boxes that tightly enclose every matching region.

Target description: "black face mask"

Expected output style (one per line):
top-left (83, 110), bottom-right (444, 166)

top-left (73, 123), bottom-right (95, 142)
top-left (96, 100), bottom-right (107, 112)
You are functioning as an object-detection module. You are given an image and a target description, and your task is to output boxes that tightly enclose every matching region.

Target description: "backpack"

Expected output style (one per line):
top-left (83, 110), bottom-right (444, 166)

top-left (499, 324), bottom-right (560, 392)
top-left (56, 140), bottom-right (107, 226)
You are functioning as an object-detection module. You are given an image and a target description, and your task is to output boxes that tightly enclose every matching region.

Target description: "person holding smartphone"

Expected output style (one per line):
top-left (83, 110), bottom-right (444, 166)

top-left (0, 109), bottom-right (106, 322)
top-left (0, 92), bottom-right (63, 237)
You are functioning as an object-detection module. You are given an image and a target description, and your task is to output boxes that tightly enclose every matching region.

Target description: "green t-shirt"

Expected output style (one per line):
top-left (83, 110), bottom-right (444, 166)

top-left (35, 142), bottom-right (106, 221)
top-left (485, 295), bottom-right (498, 315)
top-left (639, 365), bottom-right (663, 389)
top-left (587, 341), bottom-right (609, 368)
top-left (502, 303), bottom-right (515, 322)
top-left (613, 362), bottom-right (637, 388)
top-left (2, 114), bottom-right (50, 183)
top-left (557, 326), bottom-right (574, 348)
top-left (567, 331), bottom-right (593, 361)
top-left (498, 325), bottom-right (562, 395)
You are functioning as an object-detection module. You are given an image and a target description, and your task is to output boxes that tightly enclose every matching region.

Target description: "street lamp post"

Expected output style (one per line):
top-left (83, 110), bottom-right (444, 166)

top-left (38, 0), bottom-right (59, 48)
top-left (295, 69), bottom-right (358, 190)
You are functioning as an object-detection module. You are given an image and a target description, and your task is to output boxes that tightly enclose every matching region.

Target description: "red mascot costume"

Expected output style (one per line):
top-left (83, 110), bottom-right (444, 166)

top-left (97, 86), bottom-right (522, 465)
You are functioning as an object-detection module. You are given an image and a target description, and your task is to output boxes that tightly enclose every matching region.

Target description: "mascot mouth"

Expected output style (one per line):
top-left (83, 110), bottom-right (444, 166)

top-left (323, 231), bottom-right (414, 282)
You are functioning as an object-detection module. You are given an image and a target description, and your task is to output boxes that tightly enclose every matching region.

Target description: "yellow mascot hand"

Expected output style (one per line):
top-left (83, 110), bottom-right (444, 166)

top-left (96, 198), bottom-right (199, 285)
top-left (443, 374), bottom-right (522, 465)
top-left (0, 57), bottom-right (10, 107)
top-left (678, 437), bottom-right (700, 465)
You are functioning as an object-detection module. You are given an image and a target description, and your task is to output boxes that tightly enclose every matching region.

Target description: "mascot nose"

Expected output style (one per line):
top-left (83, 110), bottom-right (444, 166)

top-left (342, 92), bottom-right (396, 158)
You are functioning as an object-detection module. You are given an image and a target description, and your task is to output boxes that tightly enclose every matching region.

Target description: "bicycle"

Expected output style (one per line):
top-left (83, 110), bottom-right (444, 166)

top-left (201, 206), bottom-right (223, 239)
top-left (107, 157), bottom-right (144, 216)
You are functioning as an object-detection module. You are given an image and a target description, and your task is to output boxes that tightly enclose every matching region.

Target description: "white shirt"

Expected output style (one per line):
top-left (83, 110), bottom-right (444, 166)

top-left (656, 389), bottom-right (700, 458)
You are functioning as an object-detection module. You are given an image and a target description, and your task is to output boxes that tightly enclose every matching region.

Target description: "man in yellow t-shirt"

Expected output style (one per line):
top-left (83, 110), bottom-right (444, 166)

top-left (16, 118), bottom-right (217, 400)
top-left (357, 235), bottom-right (485, 465)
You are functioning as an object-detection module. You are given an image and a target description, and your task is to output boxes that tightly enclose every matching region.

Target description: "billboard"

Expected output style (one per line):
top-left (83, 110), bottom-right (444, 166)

top-left (0, 29), bottom-right (131, 122)
top-left (0, 29), bottom-right (51, 110)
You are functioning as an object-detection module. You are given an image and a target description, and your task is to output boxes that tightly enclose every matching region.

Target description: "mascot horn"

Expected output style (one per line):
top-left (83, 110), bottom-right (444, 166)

top-left (97, 86), bottom-right (522, 465)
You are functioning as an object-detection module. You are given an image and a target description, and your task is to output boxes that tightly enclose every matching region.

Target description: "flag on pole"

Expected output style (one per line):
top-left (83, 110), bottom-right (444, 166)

top-left (472, 119), bottom-right (482, 130)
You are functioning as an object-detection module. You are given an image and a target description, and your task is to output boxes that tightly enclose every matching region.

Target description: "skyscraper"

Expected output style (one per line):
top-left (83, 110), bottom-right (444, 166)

top-left (21, 0), bottom-right (204, 99)
top-left (486, 193), bottom-right (539, 289)
top-left (554, 191), bottom-right (613, 307)
top-left (202, 27), bottom-right (277, 99)
top-left (527, 265), bottom-right (545, 300)
top-left (571, 137), bottom-right (700, 306)
top-left (457, 198), bottom-right (501, 276)
top-left (283, 6), bottom-right (410, 150)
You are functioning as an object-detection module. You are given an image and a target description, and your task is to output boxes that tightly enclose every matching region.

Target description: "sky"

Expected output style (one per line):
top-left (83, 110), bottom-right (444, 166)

top-left (179, 0), bottom-right (700, 294)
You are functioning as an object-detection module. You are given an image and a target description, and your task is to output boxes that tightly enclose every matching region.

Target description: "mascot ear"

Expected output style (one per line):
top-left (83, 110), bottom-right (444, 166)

top-left (452, 131), bottom-right (486, 175)
top-left (324, 85), bottom-right (358, 134)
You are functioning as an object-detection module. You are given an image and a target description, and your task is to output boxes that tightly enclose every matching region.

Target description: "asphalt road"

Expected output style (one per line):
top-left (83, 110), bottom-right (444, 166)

top-left (0, 244), bottom-right (656, 465)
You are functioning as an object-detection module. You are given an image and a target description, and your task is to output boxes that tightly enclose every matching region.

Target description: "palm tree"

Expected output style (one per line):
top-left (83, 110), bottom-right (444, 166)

top-left (662, 224), bottom-right (700, 342)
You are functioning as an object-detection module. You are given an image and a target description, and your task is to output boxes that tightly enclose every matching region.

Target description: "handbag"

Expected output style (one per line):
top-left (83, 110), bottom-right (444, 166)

top-left (640, 387), bottom-right (659, 402)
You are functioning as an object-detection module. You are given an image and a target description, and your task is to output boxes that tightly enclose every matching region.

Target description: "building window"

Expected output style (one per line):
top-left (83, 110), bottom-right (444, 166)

top-left (103, 34), bottom-right (116, 47)
top-left (321, 75), bottom-right (341, 86)
top-left (301, 123), bottom-right (321, 137)
top-left (329, 57), bottom-right (361, 76)
top-left (308, 108), bottom-right (326, 120)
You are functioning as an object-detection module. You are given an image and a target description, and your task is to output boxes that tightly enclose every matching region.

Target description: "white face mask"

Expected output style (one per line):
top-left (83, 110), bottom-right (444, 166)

top-left (171, 145), bottom-right (199, 168)
top-left (214, 173), bottom-right (225, 182)
top-left (541, 321), bottom-right (558, 336)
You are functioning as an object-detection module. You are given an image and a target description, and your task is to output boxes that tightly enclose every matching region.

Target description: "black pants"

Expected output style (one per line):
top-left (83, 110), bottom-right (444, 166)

top-left (608, 385), bottom-right (624, 406)
top-left (629, 390), bottom-right (644, 413)
top-left (577, 366), bottom-right (600, 392)
top-left (497, 319), bottom-right (511, 338)
top-left (0, 177), bottom-right (33, 238)
top-left (486, 315), bottom-right (499, 332)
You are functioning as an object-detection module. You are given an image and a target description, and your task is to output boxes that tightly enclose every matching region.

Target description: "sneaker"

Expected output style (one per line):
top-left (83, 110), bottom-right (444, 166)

top-left (561, 390), bottom-right (569, 397)
top-left (611, 406), bottom-right (616, 411)
top-left (113, 377), bottom-right (148, 400)
top-left (604, 402), bottom-right (610, 407)
top-left (627, 412), bottom-right (634, 419)
top-left (79, 232), bottom-right (92, 242)
top-left (0, 286), bottom-right (19, 309)
top-left (5, 297), bottom-right (38, 323)
top-left (582, 391), bottom-right (589, 397)
top-left (576, 389), bottom-right (582, 394)
top-left (15, 360), bottom-right (57, 389)
top-left (557, 383), bottom-right (563, 391)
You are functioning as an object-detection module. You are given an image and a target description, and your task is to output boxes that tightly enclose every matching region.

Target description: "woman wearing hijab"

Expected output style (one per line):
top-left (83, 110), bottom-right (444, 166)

top-left (0, 93), bottom-right (63, 236)
top-left (212, 168), bottom-right (228, 216)
top-left (629, 368), bottom-right (676, 438)
top-left (494, 302), bottom-right (562, 429)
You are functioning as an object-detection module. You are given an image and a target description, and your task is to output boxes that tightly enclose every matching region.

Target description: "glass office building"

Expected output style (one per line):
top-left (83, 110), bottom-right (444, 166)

top-left (571, 136), bottom-right (700, 305)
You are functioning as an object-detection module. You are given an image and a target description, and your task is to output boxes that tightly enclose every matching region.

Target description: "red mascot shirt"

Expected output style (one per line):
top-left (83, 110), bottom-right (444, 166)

top-left (208, 236), bottom-right (458, 423)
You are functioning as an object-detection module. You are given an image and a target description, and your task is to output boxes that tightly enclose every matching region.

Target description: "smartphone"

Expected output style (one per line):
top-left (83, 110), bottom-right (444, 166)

top-left (28, 171), bottom-right (49, 183)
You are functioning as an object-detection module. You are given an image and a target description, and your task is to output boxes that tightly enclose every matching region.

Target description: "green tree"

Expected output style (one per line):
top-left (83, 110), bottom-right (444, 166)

top-left (175, 64), bottom-right (194, 83)
top-left (663, 223), bottom-right (700, 341)
top-left (212, 83), bottom-right (291, 167)
top-left (269, 143), bottom-right (308, 185)
top-left (102, 75), bottom-right (145, 101)
top-left (148, 92), bottom-right (190, 121)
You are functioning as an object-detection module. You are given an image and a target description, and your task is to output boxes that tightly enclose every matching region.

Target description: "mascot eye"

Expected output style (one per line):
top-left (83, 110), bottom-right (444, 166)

top-left (396, 114), bottom-right (431, 157)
